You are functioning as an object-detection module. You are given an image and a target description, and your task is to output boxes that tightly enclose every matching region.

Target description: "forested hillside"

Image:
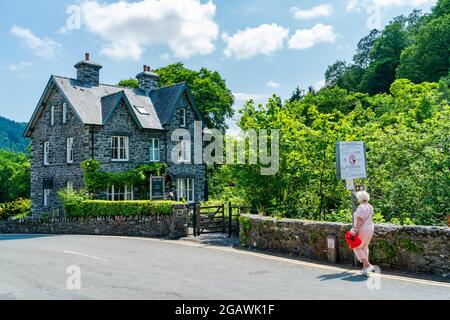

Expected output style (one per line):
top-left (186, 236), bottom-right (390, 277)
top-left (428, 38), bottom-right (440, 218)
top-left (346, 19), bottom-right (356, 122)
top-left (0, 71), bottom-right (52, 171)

top-left (325, 0), bottom-right (450, 94)
top-left (0, 116), bottom-right (29, 153)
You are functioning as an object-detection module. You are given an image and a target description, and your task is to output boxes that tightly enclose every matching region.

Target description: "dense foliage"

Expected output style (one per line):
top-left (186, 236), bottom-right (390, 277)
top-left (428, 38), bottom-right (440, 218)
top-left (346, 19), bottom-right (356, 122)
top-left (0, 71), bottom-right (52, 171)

top-left (210, 79), bottom-right (450, 226)
top-left (118, 63), bottom-right (235, 132)
top-left (325, 1), bottom-right (450, 94)
top-left (0, 116), bottom-right (29, 153)
top-left (81, 159), bottom-right (166, 192)
top-left (64, 200), bottom-right (177, 218)
top-left (0, 198), bottom-right (31, 220)
top-left (0, 150), bottom-right (30, 202)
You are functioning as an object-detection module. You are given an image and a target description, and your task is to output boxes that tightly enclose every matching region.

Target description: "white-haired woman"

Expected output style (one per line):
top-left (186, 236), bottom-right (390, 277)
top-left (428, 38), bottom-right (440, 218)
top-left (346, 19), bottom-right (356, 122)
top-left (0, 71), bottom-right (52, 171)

top-left (350, 190), bottom-right (375, 275)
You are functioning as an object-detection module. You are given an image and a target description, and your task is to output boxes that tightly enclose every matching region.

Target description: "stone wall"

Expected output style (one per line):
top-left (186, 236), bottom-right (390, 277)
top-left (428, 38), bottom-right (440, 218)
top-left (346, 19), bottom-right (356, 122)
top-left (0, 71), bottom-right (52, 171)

top-left (30, 86), bottom-right (89, 216)
top-left (0, 205), bottom-right (189, 239)
top-left (240, 214), bottom-right (450, 275)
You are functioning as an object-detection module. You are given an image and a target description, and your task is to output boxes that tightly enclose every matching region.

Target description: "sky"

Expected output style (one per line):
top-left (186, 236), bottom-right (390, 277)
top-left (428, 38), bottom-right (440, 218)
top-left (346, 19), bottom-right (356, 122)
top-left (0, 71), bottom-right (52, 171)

top-left (0, 0), bottom-right (437, 131)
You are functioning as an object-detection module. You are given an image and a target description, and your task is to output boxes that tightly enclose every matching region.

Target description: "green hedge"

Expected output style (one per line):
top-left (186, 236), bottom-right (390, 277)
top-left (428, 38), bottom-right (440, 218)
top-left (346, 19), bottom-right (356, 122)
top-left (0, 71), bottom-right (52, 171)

top-left (0, 198), bottom-right (31, 220)
top-left (66, 200), bottom-right (180, 218)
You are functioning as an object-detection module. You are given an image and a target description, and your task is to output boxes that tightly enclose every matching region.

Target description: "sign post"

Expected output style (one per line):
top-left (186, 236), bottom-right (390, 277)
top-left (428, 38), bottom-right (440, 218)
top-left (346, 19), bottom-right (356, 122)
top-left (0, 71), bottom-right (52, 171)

top-left (336, 142), bottom-right (367, 266)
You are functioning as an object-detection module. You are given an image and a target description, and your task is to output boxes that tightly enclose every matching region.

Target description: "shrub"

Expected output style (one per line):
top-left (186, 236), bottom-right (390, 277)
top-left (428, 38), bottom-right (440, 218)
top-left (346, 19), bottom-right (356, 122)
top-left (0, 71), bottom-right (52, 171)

top-left (58, 188), bottom-right (92, 214)
top-left (66, 200), bottom-right (180, 218)
top-left (0, 198), bottom-right (31, 220)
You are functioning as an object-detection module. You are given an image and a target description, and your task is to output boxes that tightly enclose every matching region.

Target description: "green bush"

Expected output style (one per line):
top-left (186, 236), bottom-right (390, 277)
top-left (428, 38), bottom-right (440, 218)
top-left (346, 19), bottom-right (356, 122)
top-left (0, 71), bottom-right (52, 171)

top-left (0, 198), bottom-right (31, 220)
top-left (58, 188), bottom-right (92, 214)
top-left (66, 200), bottom-right (180, 218)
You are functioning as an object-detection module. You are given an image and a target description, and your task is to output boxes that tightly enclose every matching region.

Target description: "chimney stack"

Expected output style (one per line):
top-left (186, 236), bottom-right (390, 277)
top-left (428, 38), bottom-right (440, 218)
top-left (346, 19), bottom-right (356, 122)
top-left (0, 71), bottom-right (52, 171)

top-left (74, 53), bottom-right (102, 87)
top-left (136, 64), bottom-right (159, 93)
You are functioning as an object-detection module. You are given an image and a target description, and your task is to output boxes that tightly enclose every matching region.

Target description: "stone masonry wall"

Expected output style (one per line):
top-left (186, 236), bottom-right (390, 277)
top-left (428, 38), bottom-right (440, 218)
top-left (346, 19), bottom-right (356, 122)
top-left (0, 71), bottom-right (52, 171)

top-left (240, 214), bottom-right (450, 275)
top-left (166, 93), bottom-right (206, 202)
top-left (30, 86), bottom-right (89, 216)
top-left (0, 204), bottom-right (189, 239)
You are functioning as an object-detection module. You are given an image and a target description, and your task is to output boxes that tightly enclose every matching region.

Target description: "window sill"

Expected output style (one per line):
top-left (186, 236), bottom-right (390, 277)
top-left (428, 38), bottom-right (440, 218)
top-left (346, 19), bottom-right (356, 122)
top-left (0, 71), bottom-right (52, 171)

top-left (111, 159), bottom-right (130, 163)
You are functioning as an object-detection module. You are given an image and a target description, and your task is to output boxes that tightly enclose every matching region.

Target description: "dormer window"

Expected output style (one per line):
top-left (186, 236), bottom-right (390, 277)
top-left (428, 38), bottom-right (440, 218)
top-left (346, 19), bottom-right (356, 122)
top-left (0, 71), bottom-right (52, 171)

top-left (180, 108), bottom-right (186, 127)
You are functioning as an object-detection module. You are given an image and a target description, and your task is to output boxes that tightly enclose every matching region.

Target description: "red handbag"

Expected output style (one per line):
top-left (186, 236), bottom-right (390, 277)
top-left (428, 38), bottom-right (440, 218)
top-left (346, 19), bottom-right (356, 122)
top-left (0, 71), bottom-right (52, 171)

top-left (345, 232), bottom-right (362, 250)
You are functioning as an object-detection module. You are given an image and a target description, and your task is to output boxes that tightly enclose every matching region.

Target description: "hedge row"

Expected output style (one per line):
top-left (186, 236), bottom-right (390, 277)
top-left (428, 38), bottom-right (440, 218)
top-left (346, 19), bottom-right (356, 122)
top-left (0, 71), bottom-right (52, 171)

top-left (66, 200), bottom-right (180, 218)
top-left (0, 198), bottom-right (31, 220)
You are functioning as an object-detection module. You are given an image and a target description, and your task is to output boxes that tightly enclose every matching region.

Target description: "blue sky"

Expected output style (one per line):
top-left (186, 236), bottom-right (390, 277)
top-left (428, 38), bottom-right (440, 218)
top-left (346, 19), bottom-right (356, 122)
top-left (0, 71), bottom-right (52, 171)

top-left (0, 0), bottom-right (437, 127)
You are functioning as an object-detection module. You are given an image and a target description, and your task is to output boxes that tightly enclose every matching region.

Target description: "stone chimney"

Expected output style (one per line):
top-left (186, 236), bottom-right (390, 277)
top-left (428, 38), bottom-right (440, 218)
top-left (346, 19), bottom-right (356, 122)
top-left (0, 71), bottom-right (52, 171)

top-left (136, 65), bottom-right (159, 93)
top-left (74, 53), bottom-right (103, 86)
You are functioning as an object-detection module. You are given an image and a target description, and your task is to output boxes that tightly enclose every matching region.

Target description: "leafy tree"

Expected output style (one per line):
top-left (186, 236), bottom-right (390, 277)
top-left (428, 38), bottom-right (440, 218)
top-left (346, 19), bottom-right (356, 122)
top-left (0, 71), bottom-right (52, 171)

top-left (289, 86), bottom-right (305, 102)
top-left (0, 150), bottom-right (30, 202)
top-left (353, 29), bottom-right (380, 68)
top-left (214, 80), bottom-right (449, 226)
top-left (397, 14), bottom-right (450, 83)
top-left (118, 78), bottom-right (139, 89)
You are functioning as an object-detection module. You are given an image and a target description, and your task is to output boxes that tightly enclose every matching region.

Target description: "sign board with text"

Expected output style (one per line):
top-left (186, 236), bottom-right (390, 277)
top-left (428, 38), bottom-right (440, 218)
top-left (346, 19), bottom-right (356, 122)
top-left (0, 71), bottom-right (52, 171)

top-left (150, 176), bottom-right (165, 200)
top-left (336, 142), bottom-right (367, 180)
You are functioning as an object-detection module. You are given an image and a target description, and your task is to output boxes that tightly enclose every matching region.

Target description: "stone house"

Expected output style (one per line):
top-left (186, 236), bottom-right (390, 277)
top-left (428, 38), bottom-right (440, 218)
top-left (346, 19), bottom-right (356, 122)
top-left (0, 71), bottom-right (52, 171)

top-left (24, 54), bottom-right (207, 216)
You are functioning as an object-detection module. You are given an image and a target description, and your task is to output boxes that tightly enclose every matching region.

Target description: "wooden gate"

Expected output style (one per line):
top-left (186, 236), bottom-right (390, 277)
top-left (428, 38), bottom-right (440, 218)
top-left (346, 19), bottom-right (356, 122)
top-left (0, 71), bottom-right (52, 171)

top-left (192, 204), bottom-right (225, 236)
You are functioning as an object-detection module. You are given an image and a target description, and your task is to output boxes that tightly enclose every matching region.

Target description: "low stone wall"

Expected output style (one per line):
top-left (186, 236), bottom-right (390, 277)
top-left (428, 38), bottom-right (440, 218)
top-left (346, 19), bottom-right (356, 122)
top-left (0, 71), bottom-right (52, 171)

top-left (240, 214), bottom-right (450, 276)
top-left (0, 204), bottom-right (189, 239)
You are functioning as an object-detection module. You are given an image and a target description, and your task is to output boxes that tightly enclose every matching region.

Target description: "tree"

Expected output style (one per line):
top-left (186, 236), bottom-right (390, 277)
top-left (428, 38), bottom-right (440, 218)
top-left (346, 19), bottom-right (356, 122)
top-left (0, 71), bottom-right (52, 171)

top-left (353, 29), bottom-right (380, 68)
top-left (289, 86), bottom-right (304, 102)
top-left (325, 61), bottom-right (348, 87)
top-left (155, 63), bottom-right (234, 131)
top-left (214, 79), bottom-right (449, 226)
top-left (118, 78), bottom-right (139, 89)
top-left (119, 63), bottom-right (235, 131)
top-left (0, 150), bottom-right (30, 202)
top-left (397, 14), bottom-right (450, 83)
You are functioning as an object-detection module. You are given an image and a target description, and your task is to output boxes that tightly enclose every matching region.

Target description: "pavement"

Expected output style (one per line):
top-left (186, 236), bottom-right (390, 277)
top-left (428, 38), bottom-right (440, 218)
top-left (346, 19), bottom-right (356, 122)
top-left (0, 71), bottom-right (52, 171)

top-left (0, 234), bottom-right (449, 300)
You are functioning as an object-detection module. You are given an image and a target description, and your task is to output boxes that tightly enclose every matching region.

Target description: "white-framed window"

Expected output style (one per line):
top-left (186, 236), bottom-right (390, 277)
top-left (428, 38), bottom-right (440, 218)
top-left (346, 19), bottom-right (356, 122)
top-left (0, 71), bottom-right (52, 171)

top-left (62, 103), bottom-right (67, 124)
top-left (51, 105), bottom-right (55, 126)
top-left (179, 139), bottom-right (191, 163)
top-left (43, 141), bottom-right (50, 165)
top-left (149, 138), bottom-right (160, 162)
top-left (43, 189), bottom-right (50, 207)
top-left (107, 185), bottom-right (133, 201)
top-left (177, 178), bottom-right (194, 203)
top-left (180, 108), bottom-right (186, 127)
top-left (67, 137), bottom-right (74, 164)
top-left (67, 181), bottom-right (74, 192)
top-left (111, 136), bottom-right (129, 161)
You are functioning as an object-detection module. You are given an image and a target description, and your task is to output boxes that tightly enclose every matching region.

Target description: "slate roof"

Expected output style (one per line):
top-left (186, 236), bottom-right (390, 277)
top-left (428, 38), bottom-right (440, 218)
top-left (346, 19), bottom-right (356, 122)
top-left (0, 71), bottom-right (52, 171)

top-left (24, 75), bottom-right (202, 137)
top-left (150, 82), bottom-right (187, 125)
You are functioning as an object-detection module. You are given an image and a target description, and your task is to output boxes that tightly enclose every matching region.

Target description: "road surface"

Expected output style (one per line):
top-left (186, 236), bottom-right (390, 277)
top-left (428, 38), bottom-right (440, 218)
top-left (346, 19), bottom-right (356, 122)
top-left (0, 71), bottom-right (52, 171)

top-left (0, 234), bottom-right (449, 300)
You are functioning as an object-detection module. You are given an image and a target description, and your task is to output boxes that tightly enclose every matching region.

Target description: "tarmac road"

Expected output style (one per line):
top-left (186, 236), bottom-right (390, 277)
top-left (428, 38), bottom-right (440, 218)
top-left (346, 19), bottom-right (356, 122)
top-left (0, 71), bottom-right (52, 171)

top-left (0, 234), bottom-right (449, 300)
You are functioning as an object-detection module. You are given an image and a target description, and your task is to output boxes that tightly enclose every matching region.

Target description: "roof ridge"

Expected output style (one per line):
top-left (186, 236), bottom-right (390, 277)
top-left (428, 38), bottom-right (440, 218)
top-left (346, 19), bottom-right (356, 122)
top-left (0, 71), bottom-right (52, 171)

top-left (153, 81), bottom-right (186, 91)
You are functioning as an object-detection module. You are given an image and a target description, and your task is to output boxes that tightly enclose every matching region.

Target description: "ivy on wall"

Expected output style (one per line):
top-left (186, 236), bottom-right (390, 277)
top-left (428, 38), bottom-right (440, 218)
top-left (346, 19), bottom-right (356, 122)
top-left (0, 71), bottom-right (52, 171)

top-left (81, 159), bottom-right (167, 191)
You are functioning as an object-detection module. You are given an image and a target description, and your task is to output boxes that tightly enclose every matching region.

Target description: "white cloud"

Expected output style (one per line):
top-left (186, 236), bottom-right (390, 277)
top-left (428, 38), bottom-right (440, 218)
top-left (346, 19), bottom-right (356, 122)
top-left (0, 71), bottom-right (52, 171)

top-left (222, 24), bottom-right (289, 59)
top-left (73, 0), bottom-right (219, 60)
top-left (1, 62), bottom-right (32, 71)
top-left (266, 80), bottom-right (280, 88)
top-left (288, 24), bottom-right (337, 50)
top-left (291, 4), bottom-right (333, 20)
top-left (346, 0), bottom-right (436, 11)
top-left (314, 79), bottom-right (326, 90)
top-left (10, 26), bottom-right (61, 58)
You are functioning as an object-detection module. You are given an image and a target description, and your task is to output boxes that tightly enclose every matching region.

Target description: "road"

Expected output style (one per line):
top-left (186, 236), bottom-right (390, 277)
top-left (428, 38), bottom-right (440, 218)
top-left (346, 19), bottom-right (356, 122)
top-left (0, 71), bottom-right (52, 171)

top-left (0, 234), bottom-right (449, 300)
